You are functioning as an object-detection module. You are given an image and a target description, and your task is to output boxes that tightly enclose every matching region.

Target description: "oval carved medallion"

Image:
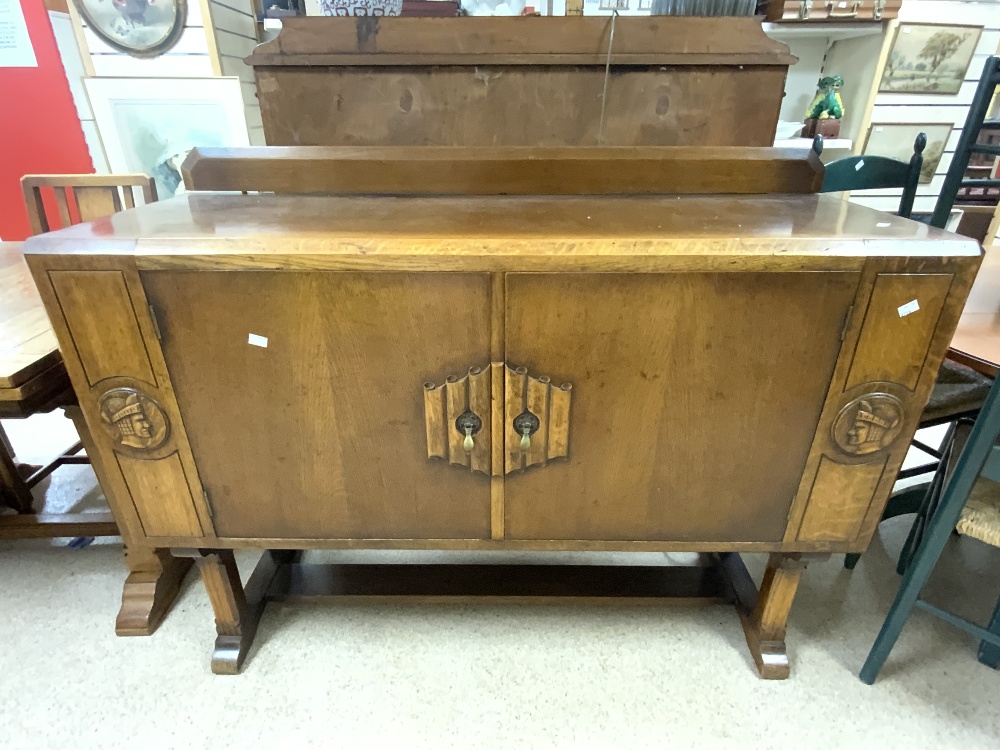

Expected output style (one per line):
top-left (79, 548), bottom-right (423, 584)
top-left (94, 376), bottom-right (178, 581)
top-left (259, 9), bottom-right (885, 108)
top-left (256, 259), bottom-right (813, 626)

top-left (98, 388), bottom-right (170, 452)
top-left (832, 392), bottom-right (904, 456)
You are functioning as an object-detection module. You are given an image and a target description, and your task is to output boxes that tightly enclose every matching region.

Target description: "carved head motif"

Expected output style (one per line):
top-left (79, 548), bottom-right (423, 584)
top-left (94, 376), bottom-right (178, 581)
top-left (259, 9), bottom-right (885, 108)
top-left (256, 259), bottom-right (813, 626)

top-left (834, 393), bottom-right (904, 456)
top-left (99, 389), bottom-right (169, 452)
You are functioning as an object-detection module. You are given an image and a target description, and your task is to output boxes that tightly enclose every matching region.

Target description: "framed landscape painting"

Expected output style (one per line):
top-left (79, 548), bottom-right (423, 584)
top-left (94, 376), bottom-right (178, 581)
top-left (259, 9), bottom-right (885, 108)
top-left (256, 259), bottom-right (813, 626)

top-left (879, 23), bottom-right (982, 95)
top-left (863, 123), bottom-right (953, 184)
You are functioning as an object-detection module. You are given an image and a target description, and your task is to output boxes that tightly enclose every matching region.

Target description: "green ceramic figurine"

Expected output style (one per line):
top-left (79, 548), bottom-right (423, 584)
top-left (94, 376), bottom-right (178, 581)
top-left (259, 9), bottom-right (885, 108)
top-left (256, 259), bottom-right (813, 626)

top-left (805, 75), bottom-right (845, 121)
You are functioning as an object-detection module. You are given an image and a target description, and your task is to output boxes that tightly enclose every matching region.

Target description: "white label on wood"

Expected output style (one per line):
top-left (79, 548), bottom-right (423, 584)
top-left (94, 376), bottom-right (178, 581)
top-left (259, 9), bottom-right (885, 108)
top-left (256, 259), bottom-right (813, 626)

top-left (897, 300), bottom-right (920, 317)
top-left (248, 333), bottom-right (268, 348)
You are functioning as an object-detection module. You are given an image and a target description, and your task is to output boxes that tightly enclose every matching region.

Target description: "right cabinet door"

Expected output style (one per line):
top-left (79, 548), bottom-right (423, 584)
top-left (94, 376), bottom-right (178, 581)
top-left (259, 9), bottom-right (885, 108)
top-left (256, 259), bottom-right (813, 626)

top-left (504, 272), bottom-right (860, 542)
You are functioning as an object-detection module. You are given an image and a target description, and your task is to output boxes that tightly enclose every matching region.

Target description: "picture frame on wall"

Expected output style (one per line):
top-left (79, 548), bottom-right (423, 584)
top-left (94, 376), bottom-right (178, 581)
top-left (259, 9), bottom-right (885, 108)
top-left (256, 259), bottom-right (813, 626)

top-left (85, 77), bottom-right (250, 200)
top-left (863, 123), bottom-right (953, 184)
top-left (878, 23), bottom-right (983, 95)
top-left (73, 0), bottom-right (188, 58)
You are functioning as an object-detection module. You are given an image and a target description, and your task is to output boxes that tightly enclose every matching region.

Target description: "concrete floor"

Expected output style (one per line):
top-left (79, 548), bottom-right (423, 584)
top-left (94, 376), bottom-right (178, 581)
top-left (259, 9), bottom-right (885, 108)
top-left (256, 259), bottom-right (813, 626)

top-left (2, 412), bottom-right (1000, 749)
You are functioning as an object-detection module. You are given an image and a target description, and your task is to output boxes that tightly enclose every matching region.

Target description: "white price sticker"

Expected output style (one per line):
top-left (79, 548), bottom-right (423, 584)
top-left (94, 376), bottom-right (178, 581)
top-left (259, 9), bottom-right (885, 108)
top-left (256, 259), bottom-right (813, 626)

top-left (855, 160), bottom-right (865, 171)
top-left (248, 333), bottom-right (269, 348)
top-left (897, 300), bottom-right (920, 318)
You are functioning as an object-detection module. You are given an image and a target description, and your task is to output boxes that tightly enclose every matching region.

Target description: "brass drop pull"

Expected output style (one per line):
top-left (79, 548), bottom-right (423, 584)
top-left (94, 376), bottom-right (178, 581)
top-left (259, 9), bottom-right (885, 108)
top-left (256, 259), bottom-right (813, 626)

top-left (455, 410), bottom-right (482, 453)
top-left (513, 410), bottom-right (541, 452)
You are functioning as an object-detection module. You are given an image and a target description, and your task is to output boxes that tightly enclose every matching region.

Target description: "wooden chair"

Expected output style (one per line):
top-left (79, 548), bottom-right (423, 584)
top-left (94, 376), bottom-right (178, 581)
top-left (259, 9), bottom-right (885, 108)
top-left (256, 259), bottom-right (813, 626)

top-left (930, 56), bottom-right (1000, 229)
top-left (814, 133), bottom-right (924, 218)
top-left (21, 174), bottom-right (157, 234)
top-left (861, 374), bottom-right (1000, 683)
top-left (1, 174), bottom-right (156, 540)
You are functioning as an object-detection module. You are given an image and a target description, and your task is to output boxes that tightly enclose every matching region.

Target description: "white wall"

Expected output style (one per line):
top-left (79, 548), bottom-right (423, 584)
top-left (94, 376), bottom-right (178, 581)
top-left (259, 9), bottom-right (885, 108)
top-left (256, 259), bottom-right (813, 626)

top-left (208, 0), bottom-right (265, 146)
top-left (48, 11), bottom-right (107, 173)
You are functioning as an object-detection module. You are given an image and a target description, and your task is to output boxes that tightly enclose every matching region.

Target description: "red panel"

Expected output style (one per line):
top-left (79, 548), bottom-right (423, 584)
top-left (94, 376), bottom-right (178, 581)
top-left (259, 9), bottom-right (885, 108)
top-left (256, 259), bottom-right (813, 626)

top-left (0, 0), bottom-right (93, 241)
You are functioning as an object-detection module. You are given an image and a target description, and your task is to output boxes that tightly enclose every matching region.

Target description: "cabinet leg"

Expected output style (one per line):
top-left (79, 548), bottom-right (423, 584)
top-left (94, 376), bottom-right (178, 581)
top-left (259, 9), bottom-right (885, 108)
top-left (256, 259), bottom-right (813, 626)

top-left (116, 546), bottom-right (194, 636)
top-left (726, 552), bottom-right (810, 680)
top-left (194, 549), bottom-right (291, 675)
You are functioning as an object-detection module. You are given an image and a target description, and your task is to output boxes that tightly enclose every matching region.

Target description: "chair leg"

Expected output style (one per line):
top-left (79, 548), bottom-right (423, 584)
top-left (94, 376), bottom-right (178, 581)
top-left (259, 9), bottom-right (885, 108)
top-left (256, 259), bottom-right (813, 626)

top-left (860, 383), bottom-right (1000, 684)
top-left (977, 594), bottom-right (1000, 669)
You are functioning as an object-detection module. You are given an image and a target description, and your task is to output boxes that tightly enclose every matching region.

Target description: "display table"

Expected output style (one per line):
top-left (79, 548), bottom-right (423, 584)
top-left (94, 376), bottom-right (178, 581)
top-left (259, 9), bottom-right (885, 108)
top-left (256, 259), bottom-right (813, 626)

top-left (22, 182), bottom-right (981, 677)
top-left (0, 242), bottom-right (109, 535)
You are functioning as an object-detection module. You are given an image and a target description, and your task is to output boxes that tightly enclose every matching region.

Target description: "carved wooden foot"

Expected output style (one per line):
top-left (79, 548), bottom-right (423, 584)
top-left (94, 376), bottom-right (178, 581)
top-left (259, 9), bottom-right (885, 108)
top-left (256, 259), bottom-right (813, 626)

top-left (722, 552), bottom-right (813, 680)
top-left (194, 549), bottom-right (294, 675)
top-left (116, 546), bottom-right (194, 636)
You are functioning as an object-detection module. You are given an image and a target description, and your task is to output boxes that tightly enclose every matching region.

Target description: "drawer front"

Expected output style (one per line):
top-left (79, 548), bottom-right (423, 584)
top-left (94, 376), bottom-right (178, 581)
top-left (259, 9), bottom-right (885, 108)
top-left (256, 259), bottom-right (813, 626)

top-left (143, 270), bottom-right (492, 540)
top-left (503, 271), bottom-right (860, 542)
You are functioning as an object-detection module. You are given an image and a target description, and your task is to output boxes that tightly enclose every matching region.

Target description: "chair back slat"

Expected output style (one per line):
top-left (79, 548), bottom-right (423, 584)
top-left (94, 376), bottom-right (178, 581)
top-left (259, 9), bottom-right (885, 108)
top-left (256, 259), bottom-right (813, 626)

top-left (814, 133), bottom-right (924, 218)
top-left (73, 185), bottom-right (121, 223)
top-left (52, 188), bottom-right (72, 228)
top-left (821, 156), bottom-right (912, 192)
top-left (20, 174), bottom-right (157, 235)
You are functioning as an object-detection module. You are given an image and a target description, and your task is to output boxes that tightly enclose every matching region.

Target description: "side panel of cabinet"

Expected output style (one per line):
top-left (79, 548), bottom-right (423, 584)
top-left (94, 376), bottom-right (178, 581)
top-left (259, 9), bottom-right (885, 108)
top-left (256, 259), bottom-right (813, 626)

top-left (142, 271), bottom-right (492, 540)
top-left (788, 263), bottom-right (977, 547)
top-left (503, 271), bottom-right (860, 542)
top-left (31, 260), bottom-right (212, 542)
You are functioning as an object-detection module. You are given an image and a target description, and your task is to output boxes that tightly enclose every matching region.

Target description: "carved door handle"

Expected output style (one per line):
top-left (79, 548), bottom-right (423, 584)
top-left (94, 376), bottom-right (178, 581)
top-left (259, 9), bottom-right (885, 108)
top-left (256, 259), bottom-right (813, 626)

top-left (455, 410), bottom-right (482, 452)
top-left (513, 410), bottom-right (541, 451)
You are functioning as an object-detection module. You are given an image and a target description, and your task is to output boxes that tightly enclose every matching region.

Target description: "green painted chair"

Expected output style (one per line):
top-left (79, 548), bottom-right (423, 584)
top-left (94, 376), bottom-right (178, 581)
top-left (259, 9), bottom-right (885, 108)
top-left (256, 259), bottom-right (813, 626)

top-left (813, 132), bottom-right (924, 218)
top-left (861, 375), bottom-right (1000, 683)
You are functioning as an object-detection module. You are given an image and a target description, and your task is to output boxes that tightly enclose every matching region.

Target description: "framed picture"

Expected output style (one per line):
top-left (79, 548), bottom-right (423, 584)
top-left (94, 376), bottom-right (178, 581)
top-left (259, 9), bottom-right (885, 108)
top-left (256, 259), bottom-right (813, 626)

top-left (879, 23), bottom-right (982, 95)
top-left (73, 0), bottom-right (187, 58)
top-left (863, 123), bottom-right (953, 184)
top-left (85, 77), bottom-right (250, 199)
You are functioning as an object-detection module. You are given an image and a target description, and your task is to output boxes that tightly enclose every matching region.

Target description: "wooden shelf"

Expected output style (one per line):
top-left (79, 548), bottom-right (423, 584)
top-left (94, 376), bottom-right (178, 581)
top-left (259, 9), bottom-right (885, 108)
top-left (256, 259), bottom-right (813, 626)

top-left (774, 137), bottom-right (852, 150)
top-left (763, 22), bottom-right (884, 42)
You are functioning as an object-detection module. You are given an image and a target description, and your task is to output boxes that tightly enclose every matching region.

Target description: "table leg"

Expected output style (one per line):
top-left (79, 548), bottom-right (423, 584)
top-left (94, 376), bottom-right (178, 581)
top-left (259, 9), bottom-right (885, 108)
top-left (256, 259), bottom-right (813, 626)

top-left (116, 546), bottom-right (193, 636)
top-left (0, 424), bottom-right (34, 513)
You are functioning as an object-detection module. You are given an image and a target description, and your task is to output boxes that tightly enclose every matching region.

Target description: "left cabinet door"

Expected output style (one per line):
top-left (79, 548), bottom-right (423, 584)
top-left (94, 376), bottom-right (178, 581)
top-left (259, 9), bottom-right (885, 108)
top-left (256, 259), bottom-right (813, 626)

top-left (142, 271), bottom-right (493, 540)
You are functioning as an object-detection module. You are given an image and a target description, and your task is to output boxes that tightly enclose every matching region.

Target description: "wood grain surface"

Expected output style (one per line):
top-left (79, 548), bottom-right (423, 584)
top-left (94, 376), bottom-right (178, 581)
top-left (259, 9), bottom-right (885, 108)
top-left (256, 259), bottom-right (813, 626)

top-left (182, 146), bottom-right (824, 196)
top-left (503, 271), bottom-right (859, 541)
top-left (142, 271), bottom-right (493, 540)
top-left (0, 244), bottom-right (60, 391)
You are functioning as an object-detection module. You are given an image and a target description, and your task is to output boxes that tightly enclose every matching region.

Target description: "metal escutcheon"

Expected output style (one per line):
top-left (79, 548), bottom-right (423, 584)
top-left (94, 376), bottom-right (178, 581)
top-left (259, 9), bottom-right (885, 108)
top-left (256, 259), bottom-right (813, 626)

top-left (513, 410), bottom-right (541, 451)
top-left (455, 410), bottom-right (482, 452)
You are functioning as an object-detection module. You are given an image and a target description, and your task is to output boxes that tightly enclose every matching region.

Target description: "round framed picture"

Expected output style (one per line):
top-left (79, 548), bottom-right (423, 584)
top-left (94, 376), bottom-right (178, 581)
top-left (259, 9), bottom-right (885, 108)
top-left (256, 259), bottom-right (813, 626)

top-left (74, 0), bottom-right (188, 58)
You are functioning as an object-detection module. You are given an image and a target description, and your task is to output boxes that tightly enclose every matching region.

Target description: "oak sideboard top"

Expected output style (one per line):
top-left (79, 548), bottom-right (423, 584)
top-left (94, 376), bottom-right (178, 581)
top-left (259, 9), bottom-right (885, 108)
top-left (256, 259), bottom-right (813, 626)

top-left (21, 193), bottom-right (980, 273)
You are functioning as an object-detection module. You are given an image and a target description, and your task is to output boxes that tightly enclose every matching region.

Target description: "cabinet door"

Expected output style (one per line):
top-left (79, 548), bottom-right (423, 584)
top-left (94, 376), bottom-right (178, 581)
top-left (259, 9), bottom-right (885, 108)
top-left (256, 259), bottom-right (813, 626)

top-left (504, 272), bottom-right (860, 542)
top-left (142, 271), bottom-right (492, 540)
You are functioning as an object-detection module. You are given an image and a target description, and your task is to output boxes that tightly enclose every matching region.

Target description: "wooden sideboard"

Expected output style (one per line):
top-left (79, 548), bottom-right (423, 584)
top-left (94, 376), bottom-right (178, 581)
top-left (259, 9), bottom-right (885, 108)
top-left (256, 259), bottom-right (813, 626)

top-left (22, 179), bottom-right (981, 677)
top-left (246, 16), bottom-right (795, 147)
